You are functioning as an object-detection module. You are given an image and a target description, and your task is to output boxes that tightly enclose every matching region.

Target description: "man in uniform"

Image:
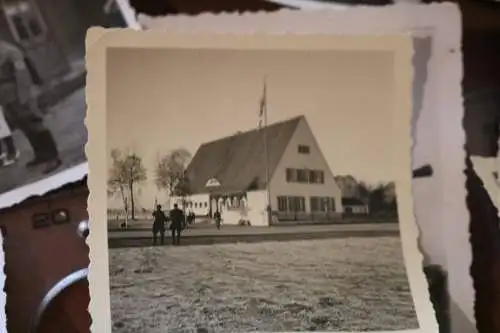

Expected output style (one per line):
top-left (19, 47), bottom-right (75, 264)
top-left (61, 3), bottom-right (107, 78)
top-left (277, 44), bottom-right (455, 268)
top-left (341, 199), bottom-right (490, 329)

top-left (213, 210), bottom-right (222, 230)
top-left (0, 40), bottom-right (61, 173)
top-left (152, 204), bottom-right (167, 245)
top-left (169, 204), bottom-right (184, 245)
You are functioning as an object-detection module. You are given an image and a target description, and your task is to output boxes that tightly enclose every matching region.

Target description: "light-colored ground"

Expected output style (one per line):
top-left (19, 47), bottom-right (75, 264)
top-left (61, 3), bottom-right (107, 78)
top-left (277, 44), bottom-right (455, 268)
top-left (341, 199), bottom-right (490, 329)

top-left (109, 237), bottom-right (418, 333)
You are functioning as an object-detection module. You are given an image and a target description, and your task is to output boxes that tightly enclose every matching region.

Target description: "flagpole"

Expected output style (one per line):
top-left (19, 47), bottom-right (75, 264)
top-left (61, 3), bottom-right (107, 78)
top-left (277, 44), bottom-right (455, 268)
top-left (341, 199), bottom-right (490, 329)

top-left (261, 78), bottom-right (272, 226)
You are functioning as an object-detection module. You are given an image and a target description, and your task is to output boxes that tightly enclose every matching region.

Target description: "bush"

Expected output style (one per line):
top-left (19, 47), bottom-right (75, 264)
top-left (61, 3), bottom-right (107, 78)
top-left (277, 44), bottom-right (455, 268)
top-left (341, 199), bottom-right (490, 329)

top-left (238, 219), bottom-right (251, 226)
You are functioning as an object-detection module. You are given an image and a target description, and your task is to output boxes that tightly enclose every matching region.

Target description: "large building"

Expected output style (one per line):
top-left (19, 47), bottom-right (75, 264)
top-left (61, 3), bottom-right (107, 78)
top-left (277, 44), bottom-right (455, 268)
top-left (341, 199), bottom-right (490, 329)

top-left (172, 115), bottom-right (343, 226)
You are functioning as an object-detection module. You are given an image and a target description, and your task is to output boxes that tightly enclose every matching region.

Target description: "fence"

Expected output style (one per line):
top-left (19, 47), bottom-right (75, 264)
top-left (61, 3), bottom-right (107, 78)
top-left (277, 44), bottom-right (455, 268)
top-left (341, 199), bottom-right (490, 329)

top-left (107, 209), bottom-right (211, 221)
top-left (273, 211), bottom-right (397, 224)
top-left (107, 209), bottom-right (154, 221)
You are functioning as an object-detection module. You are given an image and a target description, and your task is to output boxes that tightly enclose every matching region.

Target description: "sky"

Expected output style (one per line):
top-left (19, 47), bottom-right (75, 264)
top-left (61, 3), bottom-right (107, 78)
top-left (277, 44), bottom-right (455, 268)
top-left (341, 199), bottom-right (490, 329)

top-left (106, 47), bottom-right (398, 207)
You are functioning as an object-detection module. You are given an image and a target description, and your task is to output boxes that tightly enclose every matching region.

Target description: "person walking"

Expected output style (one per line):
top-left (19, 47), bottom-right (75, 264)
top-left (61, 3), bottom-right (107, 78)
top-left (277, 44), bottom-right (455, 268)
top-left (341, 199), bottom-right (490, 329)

top-left (0, 40), bottom-right (61, 173)
top-left (169, 204), bottom-right (184, 245)
top-left (152, 204), bottom-right (167, 245)
top-left (214, 210), bottom-right (222, 230)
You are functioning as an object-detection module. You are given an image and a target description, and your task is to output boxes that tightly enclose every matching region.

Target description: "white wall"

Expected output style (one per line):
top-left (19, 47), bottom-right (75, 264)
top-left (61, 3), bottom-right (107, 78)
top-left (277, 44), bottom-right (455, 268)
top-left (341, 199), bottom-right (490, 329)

top-left (171, 191), bottom-right (269, 226)
top-left (246, 190), bottom-right (268, 226)
top-left (269, 117), bottom-right (343, 213)
top-left (209, 191), bottom-right (268, 226)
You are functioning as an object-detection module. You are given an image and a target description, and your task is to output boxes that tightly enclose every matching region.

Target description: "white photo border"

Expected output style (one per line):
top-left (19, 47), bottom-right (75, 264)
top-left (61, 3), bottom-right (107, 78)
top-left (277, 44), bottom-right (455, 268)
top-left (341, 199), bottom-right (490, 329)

top-left (87, 30), bottom-right (423, 333)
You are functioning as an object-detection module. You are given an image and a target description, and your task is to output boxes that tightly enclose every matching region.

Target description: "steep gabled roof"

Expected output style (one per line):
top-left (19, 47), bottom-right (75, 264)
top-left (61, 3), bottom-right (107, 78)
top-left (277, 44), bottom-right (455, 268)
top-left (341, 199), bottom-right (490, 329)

top-left (186, 116), bottom-right (303, 194)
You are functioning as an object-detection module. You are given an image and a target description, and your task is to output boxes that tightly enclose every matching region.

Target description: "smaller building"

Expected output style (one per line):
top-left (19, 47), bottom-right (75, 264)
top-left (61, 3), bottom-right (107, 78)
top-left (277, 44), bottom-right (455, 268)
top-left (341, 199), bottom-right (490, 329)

top-left (341, 197), bottom-right (369, 215)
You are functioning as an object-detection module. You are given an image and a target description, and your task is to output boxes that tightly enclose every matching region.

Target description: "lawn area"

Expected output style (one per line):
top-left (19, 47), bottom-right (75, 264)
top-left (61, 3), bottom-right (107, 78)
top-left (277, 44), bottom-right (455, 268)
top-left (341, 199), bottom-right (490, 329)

top-left (109, 237), bottom-right (418, 333)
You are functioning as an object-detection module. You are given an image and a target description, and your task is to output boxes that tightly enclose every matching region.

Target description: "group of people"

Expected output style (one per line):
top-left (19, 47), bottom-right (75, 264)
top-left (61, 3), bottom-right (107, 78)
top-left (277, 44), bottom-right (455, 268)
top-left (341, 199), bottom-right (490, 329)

top-left (0, 39), bottom-right (61, 173)
top-left (151, 204), bottom-right (186, 246)
top-left (151, 204), bottom-right (224, 245)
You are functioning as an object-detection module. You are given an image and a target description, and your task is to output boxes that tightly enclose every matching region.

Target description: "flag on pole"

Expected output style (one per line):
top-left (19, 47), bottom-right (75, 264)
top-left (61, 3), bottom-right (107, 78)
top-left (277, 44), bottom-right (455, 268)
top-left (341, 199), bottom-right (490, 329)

top-left (258, 79), bottom-right (267, 129)
top-left (258, 77), bottom-right (272, 225)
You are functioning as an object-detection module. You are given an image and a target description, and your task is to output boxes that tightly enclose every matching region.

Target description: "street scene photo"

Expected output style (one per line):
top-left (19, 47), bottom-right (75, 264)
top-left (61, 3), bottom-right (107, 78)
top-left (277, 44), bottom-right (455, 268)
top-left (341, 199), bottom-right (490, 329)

top-left (0, 0), bottom-right (127, 196)
top-left (106, 45), bottom-right (419, 332)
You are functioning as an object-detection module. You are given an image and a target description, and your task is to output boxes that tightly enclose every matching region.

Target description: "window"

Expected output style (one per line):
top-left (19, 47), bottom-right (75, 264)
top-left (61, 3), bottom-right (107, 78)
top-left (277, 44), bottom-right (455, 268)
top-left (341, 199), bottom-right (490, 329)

top-left (329, 198), bottom-right (336, 212)
top-left (296, 169), bottom-right (308, 183)
top-left (319, 171), bottom-right (325, 184)
top-left (310, 197), bottom-right (336, 212)
top-left (310, 197), bottom-right (320, 212)
top-left (285, 168), bottom-right (296, 182)
top-left (277, 196), bottom-right (288, 212)
top-left (4, 2), bottom-right (46, 43)
top-left (298, 145), bottom-right (310, 154)
top-left (286, 168), bottom-right (325, 184)
top-left (278, 196), bottom-right (305, 212)
top-left (194, 203), bottom-right (198, 208)
top-left (204, 202), bottom-right (208, 208)
top-left (205, 178), bottom-right (221, 187)
top-left (309, 170), bottom-right (325, 184)
top-left (320, 198), bottom-right (329, 212)
top-left (310, 196), bottom-right (327, 212)
top-left (287, 196), bottom-right (306, 212)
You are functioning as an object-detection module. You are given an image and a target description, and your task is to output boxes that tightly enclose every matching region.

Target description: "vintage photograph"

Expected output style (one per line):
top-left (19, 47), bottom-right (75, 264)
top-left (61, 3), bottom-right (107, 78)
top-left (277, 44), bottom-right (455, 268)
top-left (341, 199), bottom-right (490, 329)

top-left (91, 32), bottom-right (422, 333)
top-left (0, 2), bottom-right (129, 333)
top-left (137, 5), bottom-right (464, 333)
top-left (0, 0), bottom-right (126, 199)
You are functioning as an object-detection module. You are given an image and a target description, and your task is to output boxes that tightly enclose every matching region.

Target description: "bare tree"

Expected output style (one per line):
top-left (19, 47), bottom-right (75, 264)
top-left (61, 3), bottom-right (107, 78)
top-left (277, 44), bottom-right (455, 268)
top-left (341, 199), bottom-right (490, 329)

top-left (108, 149), bottom-right (129, 219)
top-left (107, 148), bottom-right (147, 221)
top-left (155, 148), bottom-right (192, 210)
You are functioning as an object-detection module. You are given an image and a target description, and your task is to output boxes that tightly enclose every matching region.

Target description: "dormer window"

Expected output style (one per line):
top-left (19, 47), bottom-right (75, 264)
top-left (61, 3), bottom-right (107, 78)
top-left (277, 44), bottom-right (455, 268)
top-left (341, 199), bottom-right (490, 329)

top-left (205, 178), bottom-right (221, 187)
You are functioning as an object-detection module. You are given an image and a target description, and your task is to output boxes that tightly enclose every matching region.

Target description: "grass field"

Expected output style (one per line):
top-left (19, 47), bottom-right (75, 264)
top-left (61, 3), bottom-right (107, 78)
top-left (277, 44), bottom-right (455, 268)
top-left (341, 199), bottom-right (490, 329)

top-left (109, 237), bottom-right (418, 333)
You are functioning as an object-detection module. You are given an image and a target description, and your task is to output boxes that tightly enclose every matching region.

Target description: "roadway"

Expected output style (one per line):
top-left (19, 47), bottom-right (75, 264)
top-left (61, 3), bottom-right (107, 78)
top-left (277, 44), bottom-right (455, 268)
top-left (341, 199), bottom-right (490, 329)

top-left (108, 222), bottom-right (400, 249)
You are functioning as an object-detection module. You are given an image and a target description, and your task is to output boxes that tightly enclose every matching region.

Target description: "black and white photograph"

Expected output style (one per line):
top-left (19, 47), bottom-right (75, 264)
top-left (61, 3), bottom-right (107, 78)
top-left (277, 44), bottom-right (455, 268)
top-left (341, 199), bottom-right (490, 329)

top-left (85, 32), bottom-right (424, 332)
top-left (0, 2), bottom-right (131, 333)
top-left (137, 5), bottom-right (467, 333)
top-left (0, 0), bottom-right (127, 201)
